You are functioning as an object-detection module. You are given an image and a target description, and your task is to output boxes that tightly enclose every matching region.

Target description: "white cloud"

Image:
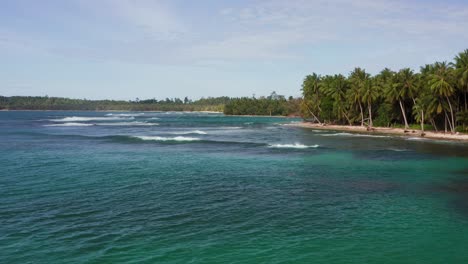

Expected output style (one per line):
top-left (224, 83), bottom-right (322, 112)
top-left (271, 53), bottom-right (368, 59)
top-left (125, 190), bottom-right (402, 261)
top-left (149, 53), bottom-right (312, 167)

top-left (2, 0), bottom-right (468, 65)
top-left (104, 0), bottom-right (187, 41)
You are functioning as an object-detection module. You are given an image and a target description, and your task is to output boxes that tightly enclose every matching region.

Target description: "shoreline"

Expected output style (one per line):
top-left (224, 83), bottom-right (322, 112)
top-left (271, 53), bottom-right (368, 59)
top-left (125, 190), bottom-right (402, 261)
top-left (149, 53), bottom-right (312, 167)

top-left (287, 122), bottom-right (468, 142)
top-left (0, 109), bottom-right (300, 117)
top-left (0, 109), bottom-right (223, 113)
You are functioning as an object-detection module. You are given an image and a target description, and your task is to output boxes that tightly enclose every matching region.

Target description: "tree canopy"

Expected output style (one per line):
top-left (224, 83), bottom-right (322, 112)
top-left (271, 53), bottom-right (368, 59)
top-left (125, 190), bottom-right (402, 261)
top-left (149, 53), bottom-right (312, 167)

top-left (301, 49), bottom-right (468, 133)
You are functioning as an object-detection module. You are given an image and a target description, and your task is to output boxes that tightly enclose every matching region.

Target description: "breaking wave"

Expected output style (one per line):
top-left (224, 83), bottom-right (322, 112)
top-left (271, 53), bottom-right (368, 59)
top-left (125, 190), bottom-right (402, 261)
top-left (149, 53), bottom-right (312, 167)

top-left (170, 130), bottom-right (208, 135)
top-left (320, 132), bottom-right (390, 138)
top-left (44, 122), bottom-right (94, 127)
top-left (105, 113), bottom-right (144, 117)
top-left (406, 137), bottom-right (428, 141)
top-left (97, 122), bottom-right (158, 126)
top-left (133, 136), bottom-right (201, 142)
top-left (387, 148), bottom-right (410, 152)
top-left (268, 143), bottom-right (319, 149)
top-left (50, 116), bottom-right (134, 122)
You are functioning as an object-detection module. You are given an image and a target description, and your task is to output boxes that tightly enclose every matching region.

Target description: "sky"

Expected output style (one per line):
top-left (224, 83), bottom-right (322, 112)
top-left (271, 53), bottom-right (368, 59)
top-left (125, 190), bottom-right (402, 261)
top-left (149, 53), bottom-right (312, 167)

top-left (1, 0), bottom-right (468, 100)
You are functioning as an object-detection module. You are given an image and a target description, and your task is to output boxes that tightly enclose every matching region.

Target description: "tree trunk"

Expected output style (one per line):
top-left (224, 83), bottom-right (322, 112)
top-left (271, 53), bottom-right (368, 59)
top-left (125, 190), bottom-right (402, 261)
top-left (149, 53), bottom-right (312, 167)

top-left (358, 102), bottom-right (364, 127)
top-left (368, 103), bottom-right (373, 128)
top-left (399, 100), bottom-right (409, 130)
top-left (446, 96), bottom-right (455, 133)
top-left (304, 101), bottom-right (322, 125)
top-left (444, 114), bottom-right (447, 133)
top-left (342, 110), bottom-right (352, 126)
top-left (465, 89), bottom-right (467, 111)
top-left (431, 118), bottom-right (438, 132)
top-left (420, 110), bottom-right (424, 134)
top-left (444, 111), bottom-right (453, 133)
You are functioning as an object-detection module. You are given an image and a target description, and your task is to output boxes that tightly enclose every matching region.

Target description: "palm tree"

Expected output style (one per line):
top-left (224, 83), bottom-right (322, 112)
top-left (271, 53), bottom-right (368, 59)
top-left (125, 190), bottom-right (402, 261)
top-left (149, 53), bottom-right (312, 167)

top-left (412, 92), bottom-right (433, 135)
top-left (453, 49), bottom-right (468, 112)
top-left (429, 62), bottom-right (456, 133)
top-left (349, 68), bottom-right (369, 126)
top-left (385, 68), bottom-right (416, 130)
top-left (301, 73), bottom-right (322, 124)
top-left (398, 68), bottom-right (418, 102)
top-left (362, 77), bottom-right (380, 128)
top-left (322, 74), bottom-right (352, 125)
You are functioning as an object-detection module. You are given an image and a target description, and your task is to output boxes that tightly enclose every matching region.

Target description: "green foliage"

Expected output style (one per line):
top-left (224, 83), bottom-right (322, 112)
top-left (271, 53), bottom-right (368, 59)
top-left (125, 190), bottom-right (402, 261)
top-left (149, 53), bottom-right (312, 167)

top-left (373, 103), bottom-right (392, 127)
top-left (0, 94), bottom-right (299, 117)
top-left (224, 92), bottom-right (300, 116)
top-left (300, 49), bottom-right (468, 133)
top-left (0, 96), bottom-right (229, 112)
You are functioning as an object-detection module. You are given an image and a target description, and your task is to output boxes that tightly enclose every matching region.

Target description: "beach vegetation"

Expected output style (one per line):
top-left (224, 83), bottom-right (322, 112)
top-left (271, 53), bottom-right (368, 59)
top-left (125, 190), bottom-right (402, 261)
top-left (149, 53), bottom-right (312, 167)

top-left (301, 50), bottom-right (468, 133)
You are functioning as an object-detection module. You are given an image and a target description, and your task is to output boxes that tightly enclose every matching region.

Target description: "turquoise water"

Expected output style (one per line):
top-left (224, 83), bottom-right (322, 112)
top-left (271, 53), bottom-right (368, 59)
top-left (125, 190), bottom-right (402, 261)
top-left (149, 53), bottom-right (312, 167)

top-left (1, 111), bottom-right (468, 263)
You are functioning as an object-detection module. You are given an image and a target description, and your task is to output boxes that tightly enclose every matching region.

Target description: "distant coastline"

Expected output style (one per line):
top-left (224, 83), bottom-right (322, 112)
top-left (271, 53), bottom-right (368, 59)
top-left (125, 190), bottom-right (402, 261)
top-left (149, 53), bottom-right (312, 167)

top-left (0, 94), bottom-right (302, 117)
top-left (0, 109), bottom-right (223, 113)
top-left (288, 122), bottom-right (468, 142)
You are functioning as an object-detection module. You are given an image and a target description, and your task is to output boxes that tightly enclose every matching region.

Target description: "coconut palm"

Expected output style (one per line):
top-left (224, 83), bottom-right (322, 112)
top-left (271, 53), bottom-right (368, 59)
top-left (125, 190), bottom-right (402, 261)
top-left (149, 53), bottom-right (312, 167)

top-left (398, 68), bottom-right (418, 101)
top-left (453, 49), bottom-right (468, 112)
top-left (385, 68), bottom-right (417, 130)
top-left (322, 74), bottom-right (352, 125)
top-left (349, 68), bottom-right (369, 126)
top-left (361, 77), bottom-right (380, 128)
top-left (429, 62), bottom-right (456, 133)
top-left (412, 91), bottom-right (433, 135)
top-left (301, 73), bottom-right (322, 123)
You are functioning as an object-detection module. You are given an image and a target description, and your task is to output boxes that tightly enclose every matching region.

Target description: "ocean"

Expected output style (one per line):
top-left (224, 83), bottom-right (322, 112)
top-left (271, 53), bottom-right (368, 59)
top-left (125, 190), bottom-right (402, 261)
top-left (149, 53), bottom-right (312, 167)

top-left (1, 111), bottom-right (468, 263)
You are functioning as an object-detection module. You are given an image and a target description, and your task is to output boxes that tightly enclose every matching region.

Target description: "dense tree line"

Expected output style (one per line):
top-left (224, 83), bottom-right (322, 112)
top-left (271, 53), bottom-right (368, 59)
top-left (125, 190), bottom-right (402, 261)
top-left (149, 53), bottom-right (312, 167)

top-left (223, 92), bottom-right (301, 116)
top-left (301, 49), bottom-right (468, 133)
top-left (0, 96), bottom-right (228, 112)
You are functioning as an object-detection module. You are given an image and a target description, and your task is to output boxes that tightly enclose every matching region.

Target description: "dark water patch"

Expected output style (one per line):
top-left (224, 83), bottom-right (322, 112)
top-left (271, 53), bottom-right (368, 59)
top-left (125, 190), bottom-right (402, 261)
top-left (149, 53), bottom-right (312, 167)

top-left (429, 178), bottom-right (468, 217)
top-left (352, 149), bottom-right (433, 162)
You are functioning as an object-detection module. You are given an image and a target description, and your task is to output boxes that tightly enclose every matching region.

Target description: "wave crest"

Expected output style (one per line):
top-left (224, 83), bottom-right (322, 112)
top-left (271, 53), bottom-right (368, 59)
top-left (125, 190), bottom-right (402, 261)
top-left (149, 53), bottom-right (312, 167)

top-left (105, 113), bottom-right (144, 117)
top-left (268, 143), bottom-right (319, 149)
top-left (51, 116), bottom-right (134, 122)
top-left (44, 122), bottom-right (94, 127)
top-left (321, 132), bottom-right (390, 138)
top-left (170, 130), bottom-right (207, 135)
top-left (133, 136), bottom-right (201, 142)
top-left (97, 122), bottom-right (158, 126)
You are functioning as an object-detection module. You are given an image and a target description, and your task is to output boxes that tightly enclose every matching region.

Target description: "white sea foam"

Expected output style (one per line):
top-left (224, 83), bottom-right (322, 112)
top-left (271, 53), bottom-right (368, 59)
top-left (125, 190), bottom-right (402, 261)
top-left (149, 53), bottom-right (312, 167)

top-left (133, 136), bottom-right (201, 141)
top-left (268, 143), bottom-right (319, 149)
top-left (50, 116), bottom-right (134, 122)
top-left (387, 148), bottom-right (410, 152)
top-left (150, 117), bottom-right (160, 120)
top-left (170, 130), bottom-right (208, 135)
top-left (320, 132), bottom-right (354, 136)
top-left (406, 137), bottom-right (428, 141)
top-left (218, 126), bottom-right (242, 129)
top-left (44, 122), bottom-right (94, 127)
top-left (320, 132), bottom-right (390, 138)
top-left (105, 113), bottom-right (144, 117)
top-left (97, 122), bottom-right (158, 126)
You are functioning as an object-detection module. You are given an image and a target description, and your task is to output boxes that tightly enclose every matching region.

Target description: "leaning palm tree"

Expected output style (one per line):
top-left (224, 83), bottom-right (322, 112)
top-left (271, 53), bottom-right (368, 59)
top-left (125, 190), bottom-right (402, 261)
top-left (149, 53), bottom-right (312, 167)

top-left (361, 77), bottom-right (380, 128)
top-left (412, 93), bottom-right (432, 135)
top-left (452, 50), bottom-right (468, 132)
top-left (429, 62), bottom-right (456, 133)
top-left (453, 49), bottom-right (468, 112)
top-left (349, 68), bottom-right (369, 126)
top-left (385, 68), bottom-right (416, 130)
top-left (322, 74), bottom-right (352, 125)
top-left (301, 73), bottom-right (322, 123)
top-left (398, 68), bottom-right (418, 102)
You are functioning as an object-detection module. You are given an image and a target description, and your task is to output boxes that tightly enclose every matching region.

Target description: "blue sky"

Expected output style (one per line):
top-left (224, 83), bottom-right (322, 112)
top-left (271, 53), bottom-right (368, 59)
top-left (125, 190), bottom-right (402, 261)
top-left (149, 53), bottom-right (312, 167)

top-left (1, 0), bottom-right (468, 100)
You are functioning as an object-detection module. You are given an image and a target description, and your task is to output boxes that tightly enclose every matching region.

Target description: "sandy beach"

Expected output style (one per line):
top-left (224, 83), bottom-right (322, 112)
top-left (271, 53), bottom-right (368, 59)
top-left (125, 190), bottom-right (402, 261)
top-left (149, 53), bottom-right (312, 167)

top-left (288, 122), bottom-right (468, 142)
